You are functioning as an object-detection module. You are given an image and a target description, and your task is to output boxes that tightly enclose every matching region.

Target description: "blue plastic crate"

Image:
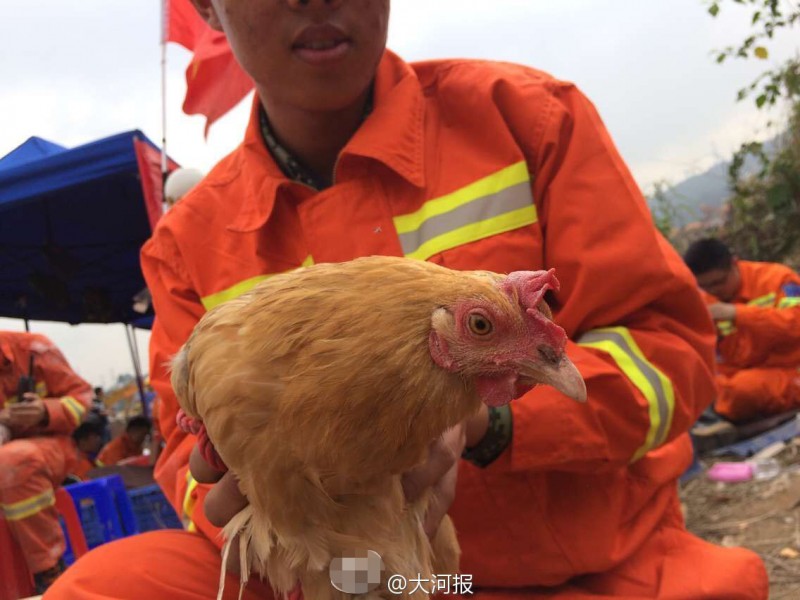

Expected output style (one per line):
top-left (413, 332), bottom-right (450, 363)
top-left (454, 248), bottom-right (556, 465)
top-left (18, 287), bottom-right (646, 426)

top-left (75, 498), bottom-right (108, 549)
top-left (128, 484), bottom-right (183, 532)
top-left (59, 515), bottom-right (77, 566)
top-left (64, 475), bottom-right (139, 551)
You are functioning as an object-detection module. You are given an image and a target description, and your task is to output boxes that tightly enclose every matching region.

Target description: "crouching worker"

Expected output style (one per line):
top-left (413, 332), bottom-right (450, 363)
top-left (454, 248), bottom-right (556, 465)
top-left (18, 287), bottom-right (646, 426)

top-left (97, 415), bottom-right (152, 466)
top-left (684, 238), bottom-right (800, 423)
top-left (71, 422), bottom-right (105, 479)
top-left (0, 330), bottom-right (92, 593)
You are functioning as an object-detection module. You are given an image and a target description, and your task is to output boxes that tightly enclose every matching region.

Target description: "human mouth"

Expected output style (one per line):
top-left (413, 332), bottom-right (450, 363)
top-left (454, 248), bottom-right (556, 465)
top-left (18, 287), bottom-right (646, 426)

top-left (292, 24), bottom-right (352, 65)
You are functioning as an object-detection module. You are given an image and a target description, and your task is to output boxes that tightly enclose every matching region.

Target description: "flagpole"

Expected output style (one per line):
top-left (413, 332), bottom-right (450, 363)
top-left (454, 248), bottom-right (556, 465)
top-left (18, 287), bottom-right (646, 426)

top-left (160, 0), bottom-right (168, 181)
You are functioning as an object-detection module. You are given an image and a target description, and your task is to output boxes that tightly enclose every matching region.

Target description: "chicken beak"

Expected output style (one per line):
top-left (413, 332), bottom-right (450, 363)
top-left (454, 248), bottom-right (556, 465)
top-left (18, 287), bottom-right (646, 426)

top-left (519, 353), bottom-right (587, 403)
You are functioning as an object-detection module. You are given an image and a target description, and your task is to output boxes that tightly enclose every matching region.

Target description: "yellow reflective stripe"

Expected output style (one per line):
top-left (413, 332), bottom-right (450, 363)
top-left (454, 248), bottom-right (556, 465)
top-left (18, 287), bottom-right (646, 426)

top-left (201, 255), bottom-right (315, 310)
top-left (778, 297), bottom-right (800, 309)
top-left (1, 489), bottom-right (55, 521)
top-left (578, 327), bottom-right (675, 462)
top-left (748, 292), bottom-right (776, 307)
top-left (395, 162), bottom-right (530, 231)
top-left (182, 471), bottom-right (199, 532)
top-left (183, 471), bottom-right (199, 521)
top-left (394, 161), bottom-right (537, 260)
top-left (405, 206), bottom-right (537, 261)
top-left (60, 396), bottom-right (85, 426)
top-left (717, 320), bottom-right (736, 337)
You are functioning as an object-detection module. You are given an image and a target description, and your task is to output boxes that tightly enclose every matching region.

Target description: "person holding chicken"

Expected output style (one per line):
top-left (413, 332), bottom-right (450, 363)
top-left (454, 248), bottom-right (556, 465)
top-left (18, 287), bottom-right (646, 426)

top-left (47, 1), bottom-right (767, 599)
top-left (0, 330), bottom-right (93, 594)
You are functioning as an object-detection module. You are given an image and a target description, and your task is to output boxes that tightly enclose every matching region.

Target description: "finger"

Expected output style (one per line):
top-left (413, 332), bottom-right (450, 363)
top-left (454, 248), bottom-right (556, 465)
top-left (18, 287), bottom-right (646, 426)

top-left (8, 412), bottom-right (30, 426)
top-left (402, 426), bottom-right (464, 502)
top-left (423, 461), bottom-right (459, 538)
top-left (204, 470), bottom-right (248, 528)
top-left (189, 444), bottom-right (227, 484)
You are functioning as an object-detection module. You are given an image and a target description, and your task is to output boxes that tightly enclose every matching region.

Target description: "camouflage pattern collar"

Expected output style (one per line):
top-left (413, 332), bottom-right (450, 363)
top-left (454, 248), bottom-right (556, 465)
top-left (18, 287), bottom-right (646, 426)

top-left (258, 89), bottom-right (374, 191)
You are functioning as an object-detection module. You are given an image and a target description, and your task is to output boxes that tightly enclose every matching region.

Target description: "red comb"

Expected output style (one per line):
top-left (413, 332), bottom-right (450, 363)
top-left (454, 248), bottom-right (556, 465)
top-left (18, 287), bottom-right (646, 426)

top-left (501, 269), bottom-right (560, 310)
top-left (501, 269), bottom-right (567, 351)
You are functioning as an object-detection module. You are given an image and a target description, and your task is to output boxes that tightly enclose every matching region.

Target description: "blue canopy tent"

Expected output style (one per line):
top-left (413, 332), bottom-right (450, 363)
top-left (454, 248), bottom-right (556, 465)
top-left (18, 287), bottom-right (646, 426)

top-left (0, 130), bottom-right (177, 414)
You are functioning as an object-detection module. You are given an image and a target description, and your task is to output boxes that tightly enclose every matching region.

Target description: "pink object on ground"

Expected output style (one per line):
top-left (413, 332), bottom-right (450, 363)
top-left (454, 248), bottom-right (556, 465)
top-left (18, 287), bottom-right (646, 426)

top-left (706, 462), bottom-right (754, 483)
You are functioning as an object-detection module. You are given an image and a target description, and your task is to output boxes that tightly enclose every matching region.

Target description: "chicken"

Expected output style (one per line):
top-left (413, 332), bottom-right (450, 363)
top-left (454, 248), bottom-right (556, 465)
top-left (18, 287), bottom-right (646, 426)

top-left (171, 256), bottom-right (586, 600)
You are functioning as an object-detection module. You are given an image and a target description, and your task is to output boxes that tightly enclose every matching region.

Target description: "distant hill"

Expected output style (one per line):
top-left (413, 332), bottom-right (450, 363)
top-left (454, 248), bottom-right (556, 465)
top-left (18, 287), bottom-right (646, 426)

top-left (649, 136), bottom-right (781, 228)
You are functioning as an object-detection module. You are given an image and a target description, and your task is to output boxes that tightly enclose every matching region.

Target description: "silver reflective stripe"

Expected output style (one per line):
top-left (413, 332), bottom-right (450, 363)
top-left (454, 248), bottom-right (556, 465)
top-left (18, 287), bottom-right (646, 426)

top-left (397, 180), bottom-right (534, 257)
top-left (578, 328), bottom-right (673, 457)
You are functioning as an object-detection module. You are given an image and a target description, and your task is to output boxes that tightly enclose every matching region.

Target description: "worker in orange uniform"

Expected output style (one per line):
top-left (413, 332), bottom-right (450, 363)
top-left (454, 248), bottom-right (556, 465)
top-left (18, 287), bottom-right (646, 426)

top-left (97, 416), bottom-right (152, 465)
top-left (0, 330), bottom-right (92, 594)
top-left (47, 1), bottom-right (768, 599)
top-left (71, 422), bottom-right (105, 479)
top-left (684, 238), bottom-right (800, 423)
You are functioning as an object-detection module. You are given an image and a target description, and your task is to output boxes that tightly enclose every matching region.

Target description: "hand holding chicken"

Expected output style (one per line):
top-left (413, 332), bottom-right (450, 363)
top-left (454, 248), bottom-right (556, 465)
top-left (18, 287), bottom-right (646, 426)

top-left (172, 256), bottom-right (586, 599)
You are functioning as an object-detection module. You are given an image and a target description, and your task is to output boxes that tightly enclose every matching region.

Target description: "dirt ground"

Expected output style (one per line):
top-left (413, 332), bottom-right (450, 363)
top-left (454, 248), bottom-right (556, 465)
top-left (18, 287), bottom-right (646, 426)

top-left (681, 440), bottom-right (800, 599)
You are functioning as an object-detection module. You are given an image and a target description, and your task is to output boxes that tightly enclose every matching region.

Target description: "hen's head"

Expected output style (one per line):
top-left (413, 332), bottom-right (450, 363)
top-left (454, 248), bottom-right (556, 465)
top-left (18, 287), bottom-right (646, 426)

top-left (429, 269), bottom-right (586, 407)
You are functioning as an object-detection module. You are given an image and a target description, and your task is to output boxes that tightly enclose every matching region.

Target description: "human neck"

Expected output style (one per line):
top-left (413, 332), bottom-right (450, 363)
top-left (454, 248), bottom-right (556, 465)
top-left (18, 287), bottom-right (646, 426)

top-left (258, 89), bottom-right (371, 187)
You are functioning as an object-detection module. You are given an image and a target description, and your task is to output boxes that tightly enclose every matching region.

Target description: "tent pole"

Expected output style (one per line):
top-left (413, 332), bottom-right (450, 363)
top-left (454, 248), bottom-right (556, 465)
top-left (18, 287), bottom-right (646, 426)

top-left (160, 0), bottom-right (169, 181)
top-left (124, 323), bottom-right (148, 418)
top-left (23, 318), bottom-right (30, 333)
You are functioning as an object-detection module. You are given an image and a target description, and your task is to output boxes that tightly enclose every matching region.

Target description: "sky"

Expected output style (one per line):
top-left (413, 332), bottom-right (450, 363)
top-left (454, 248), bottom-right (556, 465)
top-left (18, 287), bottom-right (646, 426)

top-left (0, 0), bottom-right (797, 388)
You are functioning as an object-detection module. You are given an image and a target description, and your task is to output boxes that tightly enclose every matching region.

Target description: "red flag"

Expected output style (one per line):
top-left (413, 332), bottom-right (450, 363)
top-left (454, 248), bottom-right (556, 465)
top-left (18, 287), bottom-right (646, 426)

top-left (164, 0), bottom-right (204, 49)
top-left (134, 138), bottom-right (179, 230)
top-left (165, 0), bottom-right (254, 135)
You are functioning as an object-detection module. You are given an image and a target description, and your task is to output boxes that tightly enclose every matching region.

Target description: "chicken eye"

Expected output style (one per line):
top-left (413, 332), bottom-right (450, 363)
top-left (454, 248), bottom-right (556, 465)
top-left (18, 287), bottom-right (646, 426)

top-left (467, 313), bottom-right (493, 336)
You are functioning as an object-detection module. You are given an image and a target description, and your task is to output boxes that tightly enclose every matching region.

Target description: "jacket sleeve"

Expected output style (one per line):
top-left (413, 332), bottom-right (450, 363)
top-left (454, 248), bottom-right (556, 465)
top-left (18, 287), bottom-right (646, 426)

top-left (97, 436), bottom-right (124, 466)
top-left (34, 337), bottom-right (93, 435)
top-left (720, 267), bottom-right (800, 369)
top-left (485, 81), bottom-right (717, 473)
top-left (140, 229), bottom-right (205, 509)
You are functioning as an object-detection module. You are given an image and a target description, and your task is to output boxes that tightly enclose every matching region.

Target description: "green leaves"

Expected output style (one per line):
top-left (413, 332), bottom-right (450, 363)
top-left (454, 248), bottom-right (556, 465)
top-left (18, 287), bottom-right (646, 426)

top-left (718, 104), bottom-right (800, 268)
top-left (707, 1), bottom-right (799, 107)
top-left (766, 182), bottom-right (792, 211)
top-left (701, 1), bottom-right (800, 269)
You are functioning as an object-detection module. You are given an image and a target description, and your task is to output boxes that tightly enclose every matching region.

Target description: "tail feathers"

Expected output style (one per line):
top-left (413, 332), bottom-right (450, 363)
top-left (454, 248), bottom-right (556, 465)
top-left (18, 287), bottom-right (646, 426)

top-left (238, 533), bottom-right (249, 600)
top-left (217, 505), bottom-right (255, 600)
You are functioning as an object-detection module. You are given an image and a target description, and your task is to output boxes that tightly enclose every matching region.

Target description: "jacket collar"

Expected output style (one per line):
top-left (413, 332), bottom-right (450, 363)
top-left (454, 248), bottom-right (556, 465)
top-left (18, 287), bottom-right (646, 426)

top-left (229, 50), bottom-right (426, 233)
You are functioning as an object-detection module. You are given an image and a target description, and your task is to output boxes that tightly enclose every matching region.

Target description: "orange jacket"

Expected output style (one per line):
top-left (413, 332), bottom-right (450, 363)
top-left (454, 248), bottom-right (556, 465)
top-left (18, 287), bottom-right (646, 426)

top-left (97, 432), bottom-right (142, 465)
top-left (72, 452), bottom-right (101, 479)
top-left (706, 260), bottom-right (800, 371)
top-left (141, 51), bottom-right (716, 587)
top-left (0, 331), bottom-right (92, 437)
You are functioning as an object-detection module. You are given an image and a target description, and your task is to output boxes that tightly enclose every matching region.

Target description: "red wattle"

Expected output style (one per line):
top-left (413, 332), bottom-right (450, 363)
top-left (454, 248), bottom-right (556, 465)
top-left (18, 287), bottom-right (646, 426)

top-left (475, 374), bottom-right (517, 407)
top-left (175, 408), bottom-right (228, 473)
